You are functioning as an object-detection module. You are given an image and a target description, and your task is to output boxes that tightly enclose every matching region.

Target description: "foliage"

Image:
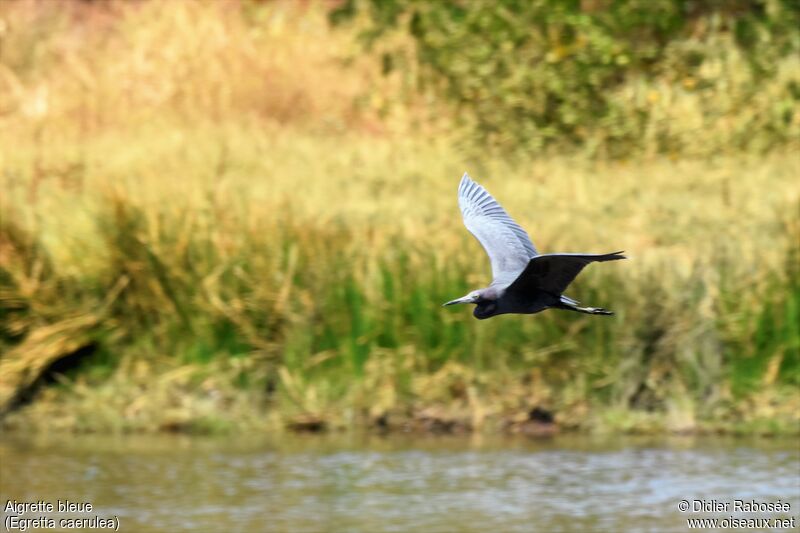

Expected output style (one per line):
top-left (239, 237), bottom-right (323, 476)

top-left (332, 0), bottom-right (800, 156)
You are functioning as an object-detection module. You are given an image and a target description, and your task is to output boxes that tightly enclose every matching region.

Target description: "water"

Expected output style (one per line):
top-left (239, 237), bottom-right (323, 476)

top-left (1, 433), bottom-right (798, 532)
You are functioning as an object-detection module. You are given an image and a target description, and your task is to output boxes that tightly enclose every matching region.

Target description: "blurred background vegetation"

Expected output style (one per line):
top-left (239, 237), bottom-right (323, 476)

top-left (0, 0), bottom-right (798, 435)
top-left (331, 0), bottom-right (800, 156)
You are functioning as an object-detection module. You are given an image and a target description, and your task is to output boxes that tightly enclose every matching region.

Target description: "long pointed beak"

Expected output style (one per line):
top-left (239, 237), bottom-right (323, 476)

top-left (443, 295), bottom-right (474, 307)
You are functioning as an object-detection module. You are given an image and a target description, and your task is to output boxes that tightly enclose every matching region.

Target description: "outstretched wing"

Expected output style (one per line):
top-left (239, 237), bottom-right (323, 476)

top-left (458, 173), bottom-right (538, 283)
top-left (506, 252), bottom-right (626, 296)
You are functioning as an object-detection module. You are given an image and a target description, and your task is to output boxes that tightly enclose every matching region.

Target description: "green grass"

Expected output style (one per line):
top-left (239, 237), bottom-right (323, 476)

top-left (2, 128), bottom-right (798, 434)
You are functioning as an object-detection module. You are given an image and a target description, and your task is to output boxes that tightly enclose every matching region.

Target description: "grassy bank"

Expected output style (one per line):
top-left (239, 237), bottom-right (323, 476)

top-left (1, 1), bottom-right (798, 435)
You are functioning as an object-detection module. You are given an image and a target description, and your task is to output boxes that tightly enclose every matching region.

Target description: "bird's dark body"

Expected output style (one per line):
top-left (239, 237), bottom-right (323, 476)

top-left (444, 174), bottom-right (625, 319)
top-left (473, 288), bottom-right (554, 319)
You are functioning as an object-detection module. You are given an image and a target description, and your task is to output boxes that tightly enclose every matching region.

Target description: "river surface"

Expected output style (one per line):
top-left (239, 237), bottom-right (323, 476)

top-left (1, 433), bottom-right (798, 532)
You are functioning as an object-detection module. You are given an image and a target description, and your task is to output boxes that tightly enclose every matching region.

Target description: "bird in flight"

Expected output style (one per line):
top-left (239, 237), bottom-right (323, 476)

top-left (444, 173), bottom-right (625, 320)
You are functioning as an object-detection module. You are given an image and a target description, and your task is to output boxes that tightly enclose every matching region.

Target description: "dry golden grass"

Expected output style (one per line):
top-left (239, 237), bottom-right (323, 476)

top-left (0, 0), bottom-right (393, 130)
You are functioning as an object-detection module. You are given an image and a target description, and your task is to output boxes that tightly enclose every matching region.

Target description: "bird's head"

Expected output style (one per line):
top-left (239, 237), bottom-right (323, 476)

top-left (443, 288), bottom-right (499, 319)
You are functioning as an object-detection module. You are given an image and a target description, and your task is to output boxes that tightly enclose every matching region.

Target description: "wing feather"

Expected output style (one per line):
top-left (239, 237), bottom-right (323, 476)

top-left (458, 173), bottom-right (537, 283)
top-left (506, 252), bottom-right (626, 296)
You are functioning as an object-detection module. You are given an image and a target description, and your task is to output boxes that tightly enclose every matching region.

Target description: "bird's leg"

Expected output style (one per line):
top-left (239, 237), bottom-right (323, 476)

top-left (556, 302), bottom-right (614, 316)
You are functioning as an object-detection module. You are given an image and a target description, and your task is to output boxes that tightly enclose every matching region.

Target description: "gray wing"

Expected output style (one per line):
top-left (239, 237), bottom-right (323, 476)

top-left (458, 173), bottom-right (538, 283)
top-left (506, 252), bottom-right (626, 296)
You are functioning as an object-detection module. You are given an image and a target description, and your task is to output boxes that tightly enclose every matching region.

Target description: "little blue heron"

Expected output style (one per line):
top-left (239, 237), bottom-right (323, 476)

top-left (444, 173), bottom-right (625, 319)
